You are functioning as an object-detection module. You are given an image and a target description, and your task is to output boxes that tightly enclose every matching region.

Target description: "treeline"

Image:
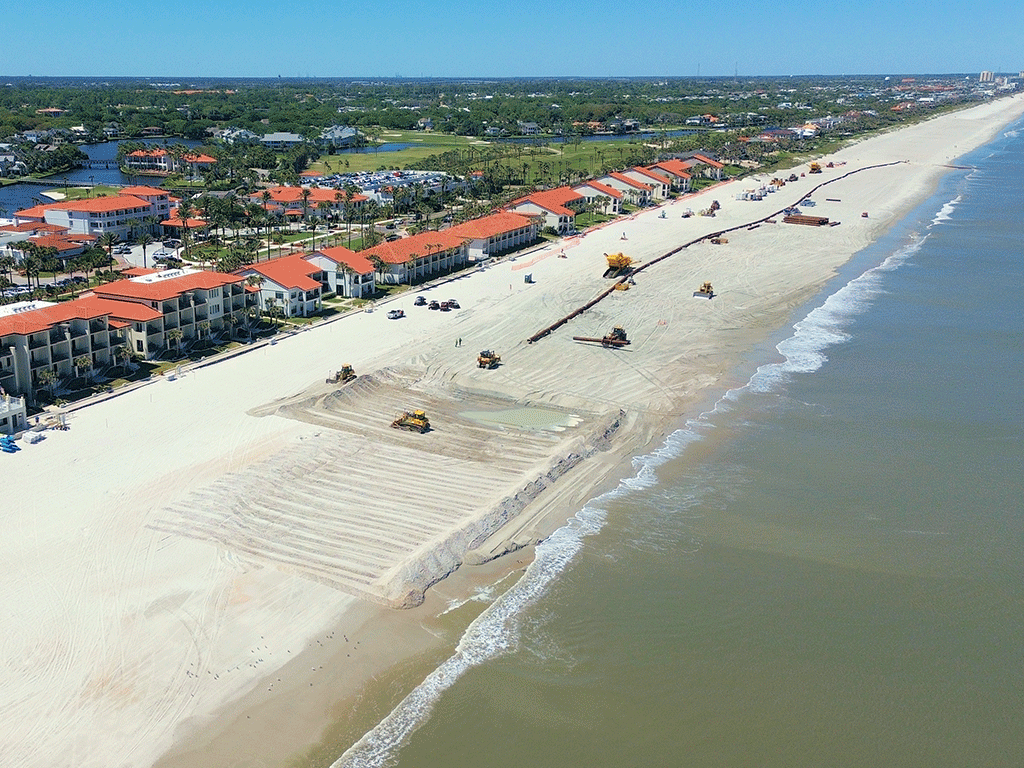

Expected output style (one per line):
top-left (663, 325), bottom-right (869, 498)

top-left (0, 75), bottom-right (990, 144)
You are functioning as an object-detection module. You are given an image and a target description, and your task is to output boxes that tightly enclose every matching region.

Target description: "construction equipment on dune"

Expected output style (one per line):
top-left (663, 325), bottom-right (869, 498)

top-left (699, 199), bottom-right (721, 217)
top-left (326, 364), bottom-right (356, 384)
top-left (391, 409), bottom-right (430, 433)
top-left (477, 350), bottom-right (501, 369)
top-left (573, 325), bottom-right (631, 348)
top-left (603, 252), bottom-right (634, 278)
top-left (788, 173), bottom-right (799, 182)
top-left (809, 162), bottom-right (823, 174)
top-left (693, 281), bottom-right (715, 299)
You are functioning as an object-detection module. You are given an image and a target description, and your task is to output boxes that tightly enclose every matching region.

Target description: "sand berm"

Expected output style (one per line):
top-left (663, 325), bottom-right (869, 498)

top-left (3, 93), bottom-right (1023, 768)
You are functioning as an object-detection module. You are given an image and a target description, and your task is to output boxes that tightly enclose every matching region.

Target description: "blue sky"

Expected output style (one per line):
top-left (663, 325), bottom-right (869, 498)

top-left (4, 0), bottom-right (1021, 79)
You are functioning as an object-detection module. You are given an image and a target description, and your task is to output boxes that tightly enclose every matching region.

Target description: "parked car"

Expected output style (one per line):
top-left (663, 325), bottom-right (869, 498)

top-left (162, 239), bottom-right (181, 248)
top-left (447, 299), bottom-right (460, 309)
top-left (413, 296), bottom-right (427, 306)
top-left (387, 309), bottom-right (405, 319)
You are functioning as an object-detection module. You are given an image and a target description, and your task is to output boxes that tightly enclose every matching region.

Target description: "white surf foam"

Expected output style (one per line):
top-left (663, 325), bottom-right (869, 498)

top-left (929, 195), bottom-right (960, 227)
top-left (332, 196), bottom-right (958, 767)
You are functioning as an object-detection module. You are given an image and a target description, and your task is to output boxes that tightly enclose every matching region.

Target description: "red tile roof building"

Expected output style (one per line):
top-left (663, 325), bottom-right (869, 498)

top-left (248, 186), bottom-right (368, 219)
top-left (362, 230), bottom-right (468, 284)
top-left (446, 212), bottom-right (538, 261)
top-left (304, 246), bottom-right (376, 299)
top-left (573, 181), bottom-right (624, 214)
top-left (236, 255), bottom-right (324, 317)
top-left (12, 187), bottom-right (172, 240)
top-left (506, 186), bottom-right (585, 233)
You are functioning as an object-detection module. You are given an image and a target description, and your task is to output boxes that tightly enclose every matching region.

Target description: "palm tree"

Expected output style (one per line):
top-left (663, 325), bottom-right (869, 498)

top-left (137, 233), bottom-right (155, 269)
top-left (165, 328), bottom-right (184, 356)
top-left (176, 199), bottom-right (194, 261)
top-left (35, 367), bottom-right (57, 401)
top-left (73, 355), bottom-right (93, 383)
top-left (115, 344), bottom-right (133, 374)
top-left (98, 232), bottom-right (120, 258)
top-left (264, 297), bottom-right (281, 328)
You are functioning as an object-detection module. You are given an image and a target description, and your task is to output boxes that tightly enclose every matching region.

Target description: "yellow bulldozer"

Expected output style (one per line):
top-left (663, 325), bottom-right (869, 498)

top-left (809, 162), bottom-right (822, 174)
top-left (391, 410), bottom-right (430, 433)
top-left (477, 350), bottom-right (501, 369)
top-left (326, 364), bottom-right (356, 384)
top-left (603, 252), bottom-right (634, 278)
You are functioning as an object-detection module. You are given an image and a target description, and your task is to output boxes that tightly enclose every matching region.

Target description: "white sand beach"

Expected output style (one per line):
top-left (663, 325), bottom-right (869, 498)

top-left (4, 93), bottom-right (1023, 768)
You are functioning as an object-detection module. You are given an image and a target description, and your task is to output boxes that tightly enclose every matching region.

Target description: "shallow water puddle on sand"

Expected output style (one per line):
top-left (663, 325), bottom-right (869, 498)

top-left (459, 407), bottom-right (580, 432)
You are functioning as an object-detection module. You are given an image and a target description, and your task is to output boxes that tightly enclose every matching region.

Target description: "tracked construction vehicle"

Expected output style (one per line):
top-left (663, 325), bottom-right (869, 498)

top-left (693, 282), bottom-right (714, 299)
top-left (573, 326), bottom-right (631, 348)
top-left (391, 410), bottom-right (430, 433)
top-left (327, 364), bottom-right (356, 384)
top-left (477, 350), bottom-right (501, 369)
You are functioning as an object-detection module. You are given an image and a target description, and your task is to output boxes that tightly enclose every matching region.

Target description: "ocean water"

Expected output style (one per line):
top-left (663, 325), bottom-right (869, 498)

top-left (330, 121), bottom-right (1024, 768)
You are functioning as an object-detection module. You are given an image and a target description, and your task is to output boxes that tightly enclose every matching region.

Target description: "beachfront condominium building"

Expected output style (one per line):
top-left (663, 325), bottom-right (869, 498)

top-left (89, 269), bottom-right (250, 357)
top-left (362, 231), bottom-right (469, 285)
top-left (573, 181), bottom-right (623, 215)
top-left (235, 255), bottom-right (324, 318)
top-left (445, 212), bottom-right (539, 262)
top-left (304, 246), bottom-right (377, 299)
top-left (506, 187), bottom-right (586, 234)
top-left (0, 298), bottom-right (121, 405)
top-left (1, 269), bottom-right (250, 404)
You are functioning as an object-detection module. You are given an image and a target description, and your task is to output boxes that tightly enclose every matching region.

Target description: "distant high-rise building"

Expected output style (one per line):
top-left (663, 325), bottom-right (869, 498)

top-left (979, 71), bottom-right (995, 82)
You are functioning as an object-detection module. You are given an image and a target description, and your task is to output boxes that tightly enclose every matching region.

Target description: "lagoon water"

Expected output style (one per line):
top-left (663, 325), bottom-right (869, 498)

top-left (328, 119), bottom-right (1024, 768)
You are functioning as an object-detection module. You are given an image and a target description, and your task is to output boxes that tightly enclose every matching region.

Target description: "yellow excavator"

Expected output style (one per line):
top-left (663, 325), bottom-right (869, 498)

top-left (391, 410), bottom-right (430, 433)
top-left (809, 162), bottom-right (822, 174)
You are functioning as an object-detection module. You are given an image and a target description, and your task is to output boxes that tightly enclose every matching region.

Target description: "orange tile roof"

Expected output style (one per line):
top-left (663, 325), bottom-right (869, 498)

top-left (128, 149), bottom-right (169, 158)
top-left (91, 269), bottom-right (244, 302)
top-left (627, 166), bottom-right (670, 184)
top-left (362, 231), bottom-right (466, 265)
top-left (183, 152), bottom-right (216, 164)
top-left (12, 204), bottom-right (51, 220)
top-left (122, 266), bottom-right (160, 277)
top-left (607, 172), bottom-right (653, 191)
top-left (576, 180), bottom-right (622, 199)
top-left (310, 246), bottom-right (375, 274)
top-left (27, 234), bottom-right (94, 253)
top-left (692, 154), bottom-right (724, 168)
top-left (161, 217), bottom-right (208, 229)
top-left (17, 195), bottom-right (152, 216)
top-left (74, 295), bottom-right (163, 322)
top-left (0, 221), bottom-right (67, 234)
top-left (508, 186), bottom-right (583, 217)
top-left (120, 185), bottom-right (169, 196)
top-left (0, 297), bottom-right (111, 336)
top-left (447, 212), bottom-right (534, 239)
top-left (648, 159), bottom-right (692, 178)
top-left (242, 255), bottom-right (322, 291)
